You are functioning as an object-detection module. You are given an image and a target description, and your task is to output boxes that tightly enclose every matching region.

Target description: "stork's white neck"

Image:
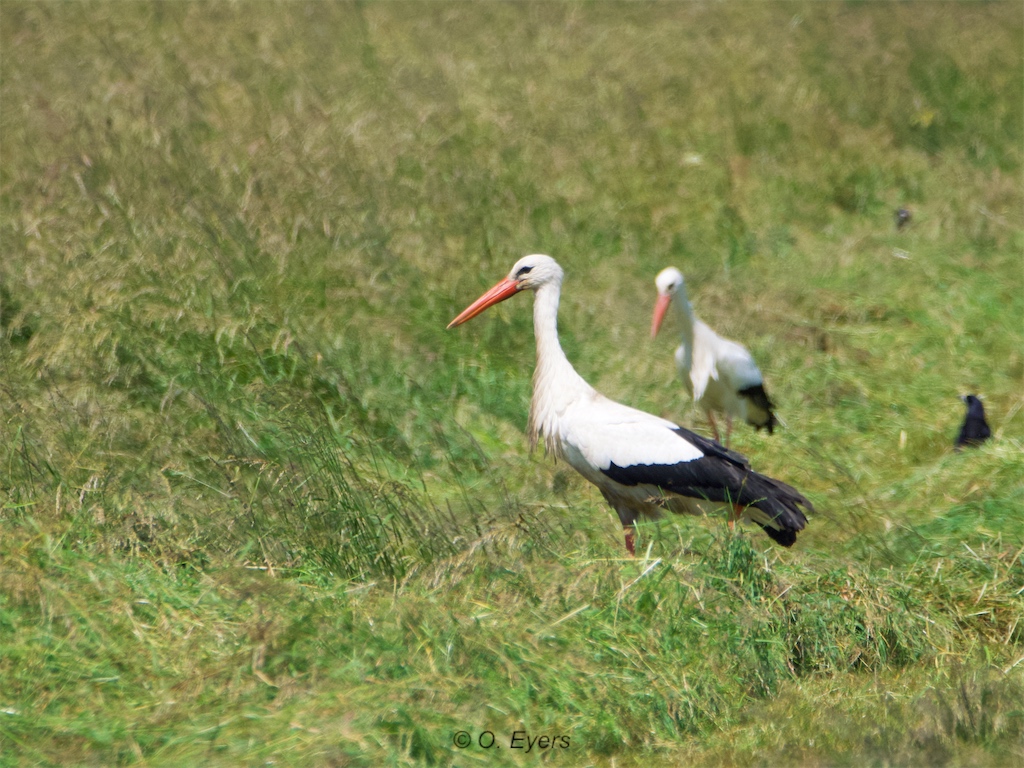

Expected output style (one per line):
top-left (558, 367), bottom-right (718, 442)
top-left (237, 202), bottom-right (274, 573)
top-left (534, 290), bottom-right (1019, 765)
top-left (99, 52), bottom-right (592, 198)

top-left (527, 279), bottom-right (592, 455)
top-left (672, 285), bottom-right (697, 345)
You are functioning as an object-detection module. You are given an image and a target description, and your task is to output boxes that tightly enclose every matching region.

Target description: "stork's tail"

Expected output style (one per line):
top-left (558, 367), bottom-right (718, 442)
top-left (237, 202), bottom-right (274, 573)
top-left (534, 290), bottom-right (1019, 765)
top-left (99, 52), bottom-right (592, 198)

top-left (738, 384), bottom-right (777, 435)
top-left (741, 471), bottom-right (812, 547)
top-left (757, 523), bottom-right (798, 547)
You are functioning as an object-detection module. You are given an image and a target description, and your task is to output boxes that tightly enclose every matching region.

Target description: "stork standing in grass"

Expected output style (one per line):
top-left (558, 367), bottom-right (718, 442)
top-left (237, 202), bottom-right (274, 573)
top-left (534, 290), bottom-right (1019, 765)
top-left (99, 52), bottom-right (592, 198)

top-left (448, 255), bottom-right (811, 555)
top-left (651, 267), bottom-right (777, 447)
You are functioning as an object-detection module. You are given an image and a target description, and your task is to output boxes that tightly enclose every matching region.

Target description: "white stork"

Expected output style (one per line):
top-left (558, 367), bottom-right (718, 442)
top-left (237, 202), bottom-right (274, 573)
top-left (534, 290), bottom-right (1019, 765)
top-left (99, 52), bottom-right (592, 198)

top-left (651, 267), bottom-right (777, 446)
top-left (448, 255), bottom-right (811, 555)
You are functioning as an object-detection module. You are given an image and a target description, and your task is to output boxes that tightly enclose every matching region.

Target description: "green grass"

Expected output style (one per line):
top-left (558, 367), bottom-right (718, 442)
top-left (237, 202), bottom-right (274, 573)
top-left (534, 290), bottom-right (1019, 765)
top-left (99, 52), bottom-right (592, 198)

top-left (2, 1), bottom-right (1023, 765)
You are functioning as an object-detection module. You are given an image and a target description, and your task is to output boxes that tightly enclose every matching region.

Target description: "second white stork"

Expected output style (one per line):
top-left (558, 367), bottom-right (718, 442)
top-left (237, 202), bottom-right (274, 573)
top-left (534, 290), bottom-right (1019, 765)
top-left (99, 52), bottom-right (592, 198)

top-left (448, 254), bottom-right (811, 555)
top-left (651, 267), bottom-right (777, 446)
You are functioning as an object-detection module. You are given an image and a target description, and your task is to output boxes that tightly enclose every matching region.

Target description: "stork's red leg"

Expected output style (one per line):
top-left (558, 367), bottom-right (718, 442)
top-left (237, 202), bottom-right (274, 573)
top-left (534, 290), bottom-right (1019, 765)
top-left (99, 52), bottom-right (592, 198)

top-left (728, 504), bottom-right (743, 532)
top-left (623, 526), bottom-right (637, 556)
top-left (707, 411), bottom-right (721, 443)
top-left (724, 416), bottom-right (733, 448)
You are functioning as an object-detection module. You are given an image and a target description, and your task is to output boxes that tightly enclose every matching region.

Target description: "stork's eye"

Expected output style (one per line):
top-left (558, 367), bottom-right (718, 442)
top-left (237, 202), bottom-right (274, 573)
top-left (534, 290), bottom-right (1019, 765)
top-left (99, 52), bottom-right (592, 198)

top-left (516, 265), bottom-right (534, 278)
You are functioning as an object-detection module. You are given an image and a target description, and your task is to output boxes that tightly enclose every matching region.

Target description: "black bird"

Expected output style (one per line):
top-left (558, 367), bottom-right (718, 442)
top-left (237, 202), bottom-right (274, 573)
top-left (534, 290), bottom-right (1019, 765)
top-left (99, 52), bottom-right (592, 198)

top-left (955, 395), bottom-right (991, 451)
top-left (895, 208), bottom-right (912, 230)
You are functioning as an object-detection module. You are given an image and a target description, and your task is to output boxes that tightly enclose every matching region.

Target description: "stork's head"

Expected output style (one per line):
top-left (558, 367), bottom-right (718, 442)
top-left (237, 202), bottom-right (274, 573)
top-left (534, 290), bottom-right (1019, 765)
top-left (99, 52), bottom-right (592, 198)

top-left (651, 266), bottom-right (686, 338)
top-left (506, 254), bottom-right (564, 292)
top-left (655, 266), bottom-right (685, 298)
top-left (447, 254), bottom-right (563, 329)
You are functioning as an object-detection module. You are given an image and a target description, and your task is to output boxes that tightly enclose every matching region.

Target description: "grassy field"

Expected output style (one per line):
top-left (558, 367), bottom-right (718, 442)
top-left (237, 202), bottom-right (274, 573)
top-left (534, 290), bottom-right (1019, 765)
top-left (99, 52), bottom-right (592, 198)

top-left (2, 1), bottom-right (1023, 765)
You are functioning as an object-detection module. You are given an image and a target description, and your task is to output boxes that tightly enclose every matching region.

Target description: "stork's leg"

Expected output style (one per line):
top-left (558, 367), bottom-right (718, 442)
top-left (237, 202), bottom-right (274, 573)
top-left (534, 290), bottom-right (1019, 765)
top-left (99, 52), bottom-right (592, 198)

top-left (724, 415), bottom-right (734, 448)
top-left (623, 526), bottom-right (637, 557)
top-left (728, 504), bottom-right (743, 532)
top-left (603, 491), bottom-right (640, 556)
top-left (706, 411), bottom-right (721, 443)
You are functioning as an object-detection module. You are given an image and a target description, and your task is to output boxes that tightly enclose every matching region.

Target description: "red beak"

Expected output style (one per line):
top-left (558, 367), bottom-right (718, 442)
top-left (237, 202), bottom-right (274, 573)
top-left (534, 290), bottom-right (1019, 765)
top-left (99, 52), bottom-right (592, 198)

top-left (651, 293), bottom-right (671, 339)
top-left (447, 277), bottom-right (521, 329)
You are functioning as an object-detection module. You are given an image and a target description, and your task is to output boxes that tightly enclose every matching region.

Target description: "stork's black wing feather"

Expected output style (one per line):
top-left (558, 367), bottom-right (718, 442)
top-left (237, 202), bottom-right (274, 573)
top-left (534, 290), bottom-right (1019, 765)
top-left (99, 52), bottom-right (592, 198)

top-left (737, 384), bottom-right (778, 434)
top-left (600, 427), bottom-right (812, 545)
top-left (669, 427), bottom-right (752, 469)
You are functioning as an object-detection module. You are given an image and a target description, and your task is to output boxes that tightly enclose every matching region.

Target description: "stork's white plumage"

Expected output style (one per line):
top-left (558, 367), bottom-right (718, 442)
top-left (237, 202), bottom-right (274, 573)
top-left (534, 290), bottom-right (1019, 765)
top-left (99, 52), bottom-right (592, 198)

top-left (651, 267), bottom-right (777, 446)
top-left (448, 255), bottom-right (810, 554)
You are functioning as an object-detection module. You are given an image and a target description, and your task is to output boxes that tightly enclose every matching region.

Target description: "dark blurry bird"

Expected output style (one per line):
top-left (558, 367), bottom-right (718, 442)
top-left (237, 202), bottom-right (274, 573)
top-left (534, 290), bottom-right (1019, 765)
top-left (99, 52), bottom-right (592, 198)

top-left (955, 395), bottom-right (991, 451)
top-left (895, 207), bottom-right (912, 230)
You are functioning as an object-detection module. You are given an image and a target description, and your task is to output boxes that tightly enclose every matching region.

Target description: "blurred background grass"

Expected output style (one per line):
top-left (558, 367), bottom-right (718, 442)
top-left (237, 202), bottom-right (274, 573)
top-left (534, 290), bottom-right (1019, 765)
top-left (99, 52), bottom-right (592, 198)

top-left (1, 1), bottom-right (1022, 765)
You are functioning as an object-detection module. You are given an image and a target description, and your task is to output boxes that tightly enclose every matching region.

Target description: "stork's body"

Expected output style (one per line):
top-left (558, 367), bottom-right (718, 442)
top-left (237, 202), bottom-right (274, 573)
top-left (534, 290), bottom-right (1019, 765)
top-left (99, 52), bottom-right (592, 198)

top-left (651, 267), bottom-right (777, 446)
top-left (449, 255), bottom-right (810, 554)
